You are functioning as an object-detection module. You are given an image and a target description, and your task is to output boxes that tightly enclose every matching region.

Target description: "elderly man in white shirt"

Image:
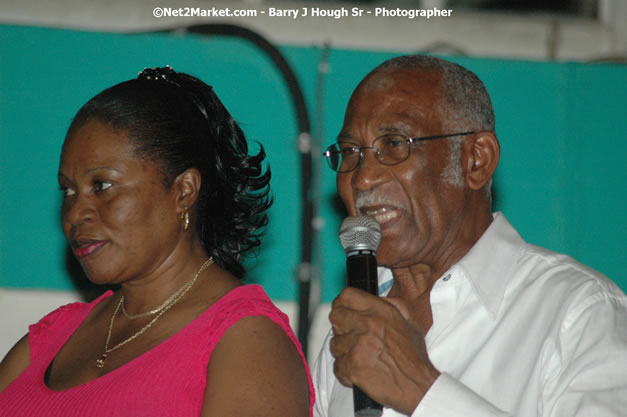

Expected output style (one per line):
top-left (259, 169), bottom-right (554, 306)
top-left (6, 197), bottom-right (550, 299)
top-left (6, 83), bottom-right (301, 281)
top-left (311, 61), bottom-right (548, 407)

top-left (314, 55), bottom-right (627, 417)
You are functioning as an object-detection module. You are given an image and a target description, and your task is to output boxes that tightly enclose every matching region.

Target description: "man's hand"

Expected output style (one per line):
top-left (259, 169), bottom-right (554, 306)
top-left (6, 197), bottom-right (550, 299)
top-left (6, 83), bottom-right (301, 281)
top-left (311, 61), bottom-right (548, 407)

top-left (329, 269), bottom-right (440, 415)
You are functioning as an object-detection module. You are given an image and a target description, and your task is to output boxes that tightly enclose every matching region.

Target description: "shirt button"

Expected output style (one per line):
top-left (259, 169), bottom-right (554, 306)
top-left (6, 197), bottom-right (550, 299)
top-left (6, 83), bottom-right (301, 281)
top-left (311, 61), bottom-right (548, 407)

top-left (442, 274), bottom-right (451, 282)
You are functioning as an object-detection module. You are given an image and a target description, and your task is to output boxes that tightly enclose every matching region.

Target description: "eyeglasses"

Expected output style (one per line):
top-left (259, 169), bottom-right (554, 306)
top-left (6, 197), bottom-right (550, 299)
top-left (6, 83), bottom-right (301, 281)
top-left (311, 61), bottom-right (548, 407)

top-left (323, 131), bottom-right (477, 173)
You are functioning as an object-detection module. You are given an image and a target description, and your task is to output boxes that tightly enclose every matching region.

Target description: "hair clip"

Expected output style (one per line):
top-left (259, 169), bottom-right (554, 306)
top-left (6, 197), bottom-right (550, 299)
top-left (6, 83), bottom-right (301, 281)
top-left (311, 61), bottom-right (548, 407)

top-left (138, 65), bottom-right (177, 82)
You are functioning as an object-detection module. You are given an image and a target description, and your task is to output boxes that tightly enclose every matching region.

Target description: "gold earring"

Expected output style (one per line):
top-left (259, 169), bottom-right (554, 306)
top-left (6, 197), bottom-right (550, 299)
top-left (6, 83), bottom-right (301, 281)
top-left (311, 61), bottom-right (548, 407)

top-left (179, 211), bottom-right (190, 231)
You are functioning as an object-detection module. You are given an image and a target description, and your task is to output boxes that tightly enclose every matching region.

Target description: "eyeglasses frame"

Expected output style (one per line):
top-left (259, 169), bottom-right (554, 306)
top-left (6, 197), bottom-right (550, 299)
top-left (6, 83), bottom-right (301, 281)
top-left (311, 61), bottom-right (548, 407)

top-left (324, 131), bottom-right (478, 173)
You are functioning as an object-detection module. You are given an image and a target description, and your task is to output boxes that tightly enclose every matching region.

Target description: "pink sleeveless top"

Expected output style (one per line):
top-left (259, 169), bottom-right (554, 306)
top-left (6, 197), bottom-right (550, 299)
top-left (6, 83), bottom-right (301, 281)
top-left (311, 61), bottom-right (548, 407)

top-left (0, 285), bottom-right (314, 416)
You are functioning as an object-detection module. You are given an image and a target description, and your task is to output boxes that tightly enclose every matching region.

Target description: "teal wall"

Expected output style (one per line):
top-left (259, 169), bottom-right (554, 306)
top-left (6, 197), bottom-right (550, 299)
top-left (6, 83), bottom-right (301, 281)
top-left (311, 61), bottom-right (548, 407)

top-left (1, 25), bottom-right (626, 302)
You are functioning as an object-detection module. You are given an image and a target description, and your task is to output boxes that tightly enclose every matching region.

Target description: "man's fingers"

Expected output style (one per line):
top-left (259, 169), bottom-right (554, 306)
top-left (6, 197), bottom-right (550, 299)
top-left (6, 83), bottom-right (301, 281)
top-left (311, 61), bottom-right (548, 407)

top-left (332, 354), bottom-right (354, 387)
top-left (380, 296), bottom-right (412, 321)
top-left (331, 287), bottom-right (381, 311)
top-left (329, 329), bottom-right (353, 357)
top-left (331, 330), bottom-right (385, 388)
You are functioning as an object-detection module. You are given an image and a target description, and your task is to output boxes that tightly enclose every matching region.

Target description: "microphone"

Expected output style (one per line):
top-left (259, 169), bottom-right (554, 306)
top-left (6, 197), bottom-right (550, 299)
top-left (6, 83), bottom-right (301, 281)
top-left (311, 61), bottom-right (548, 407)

top-left (339, 216), bottom-right (383, 417)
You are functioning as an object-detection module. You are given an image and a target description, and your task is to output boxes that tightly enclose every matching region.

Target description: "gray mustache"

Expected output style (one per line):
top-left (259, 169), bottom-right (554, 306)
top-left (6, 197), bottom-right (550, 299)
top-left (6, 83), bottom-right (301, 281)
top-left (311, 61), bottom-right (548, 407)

top-left (355, 193), bottom-right (394, 211)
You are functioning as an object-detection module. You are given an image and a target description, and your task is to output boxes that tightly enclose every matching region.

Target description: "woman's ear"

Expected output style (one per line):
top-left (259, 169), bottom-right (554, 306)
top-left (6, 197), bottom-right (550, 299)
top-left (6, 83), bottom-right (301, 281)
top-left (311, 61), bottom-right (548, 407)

top-left (464, 132), bottom-right (500, 191)
top-left (174, 168), bottom-right (202, 212)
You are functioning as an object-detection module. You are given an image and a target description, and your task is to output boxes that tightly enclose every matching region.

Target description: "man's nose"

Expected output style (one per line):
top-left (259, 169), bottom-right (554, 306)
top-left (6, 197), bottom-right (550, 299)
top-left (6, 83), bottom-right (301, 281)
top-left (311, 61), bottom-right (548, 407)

top-left (351, 148), bottom-right (386, 192)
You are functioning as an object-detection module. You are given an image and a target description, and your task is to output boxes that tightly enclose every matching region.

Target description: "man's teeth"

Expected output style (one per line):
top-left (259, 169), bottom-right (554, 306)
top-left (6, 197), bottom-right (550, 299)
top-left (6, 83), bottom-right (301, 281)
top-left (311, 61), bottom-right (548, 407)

top-left (364, 208), bottom-right (398, 223)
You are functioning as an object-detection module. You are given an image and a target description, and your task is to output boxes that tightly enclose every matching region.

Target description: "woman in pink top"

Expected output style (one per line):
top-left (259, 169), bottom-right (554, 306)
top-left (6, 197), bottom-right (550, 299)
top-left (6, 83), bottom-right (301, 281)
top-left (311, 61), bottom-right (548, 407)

top-left (0, 67), bottom-right (313, 416)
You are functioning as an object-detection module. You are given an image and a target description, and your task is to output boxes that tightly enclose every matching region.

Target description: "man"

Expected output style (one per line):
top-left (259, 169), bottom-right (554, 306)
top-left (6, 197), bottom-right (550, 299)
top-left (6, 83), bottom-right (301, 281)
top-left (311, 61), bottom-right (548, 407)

top-left (313, 55), bottom-right (627, 416)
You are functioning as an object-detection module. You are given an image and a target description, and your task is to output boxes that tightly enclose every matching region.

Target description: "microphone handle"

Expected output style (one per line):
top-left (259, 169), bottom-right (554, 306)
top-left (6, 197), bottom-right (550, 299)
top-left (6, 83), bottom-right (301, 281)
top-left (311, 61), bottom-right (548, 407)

top-left (346, 250), bottom-right (383, 417)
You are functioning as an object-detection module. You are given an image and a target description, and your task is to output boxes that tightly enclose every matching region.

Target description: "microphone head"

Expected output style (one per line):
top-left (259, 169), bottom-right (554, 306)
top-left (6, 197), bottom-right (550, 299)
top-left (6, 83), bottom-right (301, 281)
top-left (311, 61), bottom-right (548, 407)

top-left (339, 216), bottom-right (382, 253)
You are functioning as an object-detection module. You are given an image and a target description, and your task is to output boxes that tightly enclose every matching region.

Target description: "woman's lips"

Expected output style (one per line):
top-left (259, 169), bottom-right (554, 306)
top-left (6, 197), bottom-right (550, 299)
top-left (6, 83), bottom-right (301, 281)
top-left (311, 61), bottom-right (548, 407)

top-left (73, 240), bottom-right (107, 258)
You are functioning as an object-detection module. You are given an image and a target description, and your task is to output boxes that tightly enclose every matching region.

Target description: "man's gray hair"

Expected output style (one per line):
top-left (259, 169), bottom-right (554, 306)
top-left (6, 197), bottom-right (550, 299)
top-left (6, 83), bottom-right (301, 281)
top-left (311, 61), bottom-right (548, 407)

top-left (371, 55), bottom-right (495, 197)
top-left (372, 55), bottom-right (495, 133)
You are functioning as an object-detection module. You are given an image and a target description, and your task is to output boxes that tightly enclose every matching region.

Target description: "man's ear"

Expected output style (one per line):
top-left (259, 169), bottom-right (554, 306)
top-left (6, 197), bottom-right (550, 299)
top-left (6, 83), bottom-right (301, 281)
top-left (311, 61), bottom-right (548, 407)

top-left (173, 168), bottom-right (202, 212)
top-left (463, 132), bottom-right (500, 191)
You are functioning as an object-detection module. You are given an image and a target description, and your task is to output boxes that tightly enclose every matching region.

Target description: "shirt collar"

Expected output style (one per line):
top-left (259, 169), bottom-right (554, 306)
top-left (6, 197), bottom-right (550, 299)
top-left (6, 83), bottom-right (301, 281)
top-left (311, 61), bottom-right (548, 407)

top-left (453, 212), bottom-right (526, 318)
top-left (378, 212), bottom-right (526, 315)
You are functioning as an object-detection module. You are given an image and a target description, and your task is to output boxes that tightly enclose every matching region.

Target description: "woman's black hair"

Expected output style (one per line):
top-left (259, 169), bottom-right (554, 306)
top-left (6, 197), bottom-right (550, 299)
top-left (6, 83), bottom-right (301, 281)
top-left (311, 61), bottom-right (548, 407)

top-left (67, 66), bottom-right (272, 279)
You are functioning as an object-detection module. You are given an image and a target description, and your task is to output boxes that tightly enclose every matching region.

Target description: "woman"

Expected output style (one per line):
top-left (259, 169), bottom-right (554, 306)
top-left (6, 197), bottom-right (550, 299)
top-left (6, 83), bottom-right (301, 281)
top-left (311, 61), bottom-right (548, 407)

top-left (0, 66), bottom-right (313, 416)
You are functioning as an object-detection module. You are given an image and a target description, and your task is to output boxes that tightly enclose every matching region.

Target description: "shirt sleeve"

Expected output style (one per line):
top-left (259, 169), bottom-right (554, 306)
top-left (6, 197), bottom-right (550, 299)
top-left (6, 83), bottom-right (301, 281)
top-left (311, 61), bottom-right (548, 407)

top-left (541, 292), bottom-right (627, 416)
top-left (410, 374), bottom-right (511, 417)
top-left (28, 302), bottom-right (83, 360)
top-left (412, 292), bottom-right (627, 417)
top-left (312, 330), bottom-right (334, 417)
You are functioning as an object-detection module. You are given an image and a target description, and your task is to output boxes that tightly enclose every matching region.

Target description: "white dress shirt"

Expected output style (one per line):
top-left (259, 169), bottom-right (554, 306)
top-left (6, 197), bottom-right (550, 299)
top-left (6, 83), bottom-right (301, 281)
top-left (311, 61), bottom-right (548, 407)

top-left (313, 212), bottom-right (627, 417)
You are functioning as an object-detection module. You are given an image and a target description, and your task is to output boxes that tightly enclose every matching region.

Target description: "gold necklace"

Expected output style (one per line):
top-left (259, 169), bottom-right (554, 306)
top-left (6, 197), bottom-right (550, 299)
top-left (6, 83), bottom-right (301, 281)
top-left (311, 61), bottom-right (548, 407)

top-left (121, 272), bottom-right (199, 319)
top-left (95, 257), bottom-right (214, 368)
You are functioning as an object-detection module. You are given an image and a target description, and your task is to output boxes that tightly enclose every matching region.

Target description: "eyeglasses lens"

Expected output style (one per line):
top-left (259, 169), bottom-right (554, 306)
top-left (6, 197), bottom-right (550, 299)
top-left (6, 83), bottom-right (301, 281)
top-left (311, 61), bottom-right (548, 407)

top-left (376, 135), bottom-right (409, 165)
